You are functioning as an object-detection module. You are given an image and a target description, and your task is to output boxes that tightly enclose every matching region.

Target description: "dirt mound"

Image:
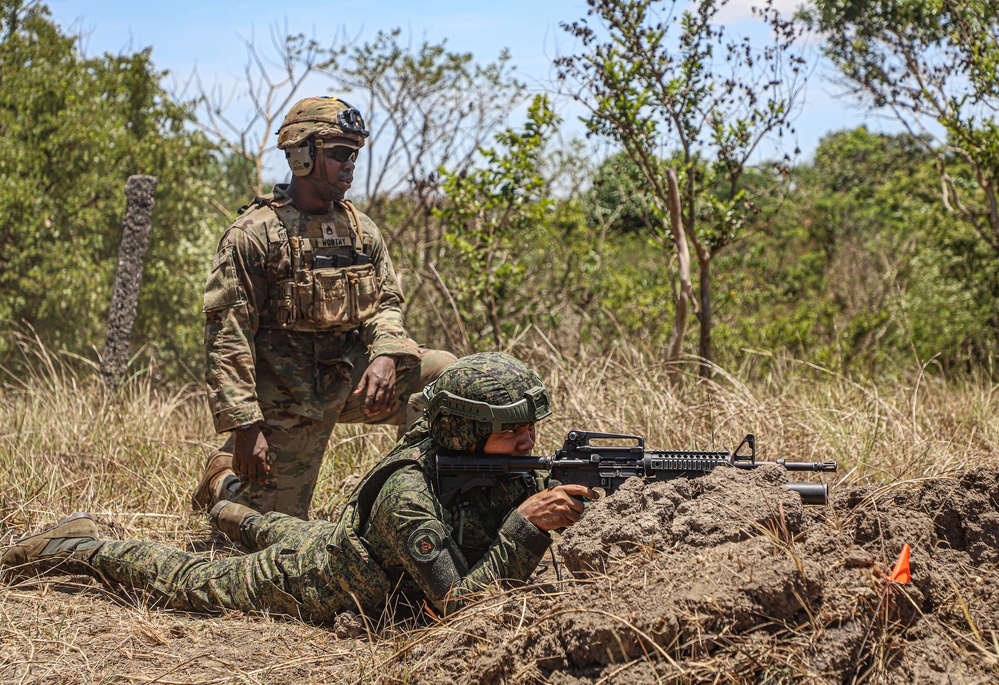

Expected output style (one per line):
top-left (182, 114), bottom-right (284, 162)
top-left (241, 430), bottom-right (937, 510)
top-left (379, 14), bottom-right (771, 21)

top-left (393, 467), bottom-right (999, 684)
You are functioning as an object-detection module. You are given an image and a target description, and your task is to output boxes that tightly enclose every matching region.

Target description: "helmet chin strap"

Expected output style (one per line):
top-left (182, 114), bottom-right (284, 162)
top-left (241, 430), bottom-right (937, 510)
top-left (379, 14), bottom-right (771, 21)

top-left (314, 139), bottom-right (329, 185)
top-left (312, 138), bottom-right (346, 203)
top-left (472, 435), bottom-right (490, 456)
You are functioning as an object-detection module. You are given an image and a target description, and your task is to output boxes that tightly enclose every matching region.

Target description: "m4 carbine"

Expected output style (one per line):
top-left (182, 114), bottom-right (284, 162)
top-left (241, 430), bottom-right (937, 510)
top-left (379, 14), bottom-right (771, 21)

top-left (438, 431), bottom-right (837, 505)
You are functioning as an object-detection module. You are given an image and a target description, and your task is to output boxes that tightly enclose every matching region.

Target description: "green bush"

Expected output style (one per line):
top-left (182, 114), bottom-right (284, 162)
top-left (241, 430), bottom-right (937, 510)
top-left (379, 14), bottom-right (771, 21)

top-left (0, 1), bottom-right (221, 380)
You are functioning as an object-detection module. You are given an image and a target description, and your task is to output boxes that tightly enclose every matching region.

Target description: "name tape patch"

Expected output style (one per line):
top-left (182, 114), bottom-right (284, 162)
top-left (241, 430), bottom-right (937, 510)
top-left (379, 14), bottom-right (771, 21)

top-left (317, 222), bottom-right (351, 248)
top-left (319, 236), bottom-right (351, 248)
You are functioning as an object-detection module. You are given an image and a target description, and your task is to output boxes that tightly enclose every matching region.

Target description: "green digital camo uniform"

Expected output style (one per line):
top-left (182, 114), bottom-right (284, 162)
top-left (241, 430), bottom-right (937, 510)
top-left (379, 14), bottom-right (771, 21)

top-left (86, 421), bottom-right (550, 621)
top-left (204, 184), bottom-right (455, 517)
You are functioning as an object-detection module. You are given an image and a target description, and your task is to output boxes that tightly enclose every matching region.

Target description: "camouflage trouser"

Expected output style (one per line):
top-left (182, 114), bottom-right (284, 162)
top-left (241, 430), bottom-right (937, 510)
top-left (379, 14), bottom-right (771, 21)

top-left (211, 347), bottom-right (455, 518)
top-left (89, 512), bottom-right (352, 623)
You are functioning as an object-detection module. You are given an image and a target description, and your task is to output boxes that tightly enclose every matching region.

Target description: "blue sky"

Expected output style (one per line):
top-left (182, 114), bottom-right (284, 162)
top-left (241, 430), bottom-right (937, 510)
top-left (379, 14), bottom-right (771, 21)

top-left (49, 1), bottom-right (590, 97)
top-left (46, 0), bottom-right (897, 171)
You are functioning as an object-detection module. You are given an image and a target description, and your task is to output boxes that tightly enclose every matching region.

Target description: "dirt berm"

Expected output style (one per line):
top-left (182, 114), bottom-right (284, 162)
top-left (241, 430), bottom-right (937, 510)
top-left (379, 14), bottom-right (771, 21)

top-left (392, 466), bottom-right (999, 684)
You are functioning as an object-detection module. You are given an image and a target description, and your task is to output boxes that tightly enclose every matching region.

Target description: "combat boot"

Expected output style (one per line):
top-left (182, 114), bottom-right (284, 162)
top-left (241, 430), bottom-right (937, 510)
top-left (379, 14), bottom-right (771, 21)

top-left (1, 512), bottom-right (102, 577)
top-left (191, 451), bottom-right (237, 511)
top-left (209, 500), bottom-right (262, 552)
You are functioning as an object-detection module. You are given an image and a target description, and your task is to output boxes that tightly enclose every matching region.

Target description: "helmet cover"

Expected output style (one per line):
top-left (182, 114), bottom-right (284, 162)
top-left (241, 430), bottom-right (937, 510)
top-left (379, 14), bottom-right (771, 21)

top-left (425, 352), bottom-right (552, 451)
top-left (276, 96), bottom-right (369, 150)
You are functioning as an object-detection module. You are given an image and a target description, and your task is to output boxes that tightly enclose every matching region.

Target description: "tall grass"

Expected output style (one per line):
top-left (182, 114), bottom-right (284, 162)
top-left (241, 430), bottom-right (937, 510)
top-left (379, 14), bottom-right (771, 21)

top-left (532, 343), bottom-right (998, 483)
top-left (1, 330), bottom-right (997, 682)
top-left (0, 328), bottom-right (402, 536)
top-left (3, 330), bottom-right (997, 534)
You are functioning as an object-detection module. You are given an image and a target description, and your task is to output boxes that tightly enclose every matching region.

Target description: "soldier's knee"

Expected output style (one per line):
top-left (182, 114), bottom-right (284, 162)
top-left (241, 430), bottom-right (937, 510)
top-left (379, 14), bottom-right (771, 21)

top-left (420, 350), bottom-right (457, 382)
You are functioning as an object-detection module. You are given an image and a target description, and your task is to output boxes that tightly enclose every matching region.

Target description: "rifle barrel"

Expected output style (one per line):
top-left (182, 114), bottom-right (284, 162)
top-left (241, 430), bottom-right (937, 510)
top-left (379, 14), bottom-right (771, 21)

top-left (772, 460), bottom-right (838, 472)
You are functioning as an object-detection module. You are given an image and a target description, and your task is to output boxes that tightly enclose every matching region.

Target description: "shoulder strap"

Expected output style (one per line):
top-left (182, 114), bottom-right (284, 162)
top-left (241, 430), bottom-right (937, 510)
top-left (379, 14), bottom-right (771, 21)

top-left (271, 203), bottom-right (299, 232)
top-left (351, 456), bottom-right (421, 532)
top-left (236, 192), bottom-right (288, 217)
top-left (222, 195), bottom-right (277, 253)
top-left (342, 200), bottom-right (364, 252)
top-left (236, 197), bottom-right (265, 217)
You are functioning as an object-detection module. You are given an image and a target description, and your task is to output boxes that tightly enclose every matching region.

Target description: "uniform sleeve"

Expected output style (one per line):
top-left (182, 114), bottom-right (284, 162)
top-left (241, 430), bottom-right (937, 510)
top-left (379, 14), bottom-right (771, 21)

top-left (365, 466), bottom-right (551, 616)
top-left (203, 223), bottom-right (270, 433)
top-left (356, 215), bottom-right (421, 365)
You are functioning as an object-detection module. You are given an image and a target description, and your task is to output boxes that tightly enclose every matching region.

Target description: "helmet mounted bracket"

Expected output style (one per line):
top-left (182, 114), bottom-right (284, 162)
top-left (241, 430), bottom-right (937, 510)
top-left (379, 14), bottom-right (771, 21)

top-left (424, 385), bottom-right (552, 433)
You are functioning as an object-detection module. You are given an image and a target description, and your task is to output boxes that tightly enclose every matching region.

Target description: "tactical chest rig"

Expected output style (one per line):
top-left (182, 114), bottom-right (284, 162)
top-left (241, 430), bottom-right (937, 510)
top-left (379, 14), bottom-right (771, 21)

top-left (256, 197), bottom-right (380, 332)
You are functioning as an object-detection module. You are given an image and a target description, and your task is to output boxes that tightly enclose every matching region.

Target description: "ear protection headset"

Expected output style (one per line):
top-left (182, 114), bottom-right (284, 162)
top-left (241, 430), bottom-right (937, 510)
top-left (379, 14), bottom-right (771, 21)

top-left (286, 139), bottom-right (359, 178)
top-left (287, 140), bottom-right (316, 177)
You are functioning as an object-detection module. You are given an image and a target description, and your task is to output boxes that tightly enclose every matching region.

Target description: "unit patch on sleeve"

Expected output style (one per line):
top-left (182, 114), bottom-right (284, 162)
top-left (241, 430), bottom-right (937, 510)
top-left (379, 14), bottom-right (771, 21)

top-left (407, 526), bottom-right (443, 563)
top-left (211, 248), bottom-right (228, 272)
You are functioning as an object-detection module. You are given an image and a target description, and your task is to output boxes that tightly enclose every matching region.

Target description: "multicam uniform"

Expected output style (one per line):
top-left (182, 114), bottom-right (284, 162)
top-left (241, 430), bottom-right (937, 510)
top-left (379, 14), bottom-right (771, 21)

top-left (204, 184), bottom-right (454, 517)
top-left (87, 425), bottom-right (551, 621)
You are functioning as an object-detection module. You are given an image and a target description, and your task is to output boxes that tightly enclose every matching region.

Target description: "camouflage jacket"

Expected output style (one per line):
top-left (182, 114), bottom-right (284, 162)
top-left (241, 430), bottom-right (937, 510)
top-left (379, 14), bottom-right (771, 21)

top-left (203, 185), bottom-right (420, 432)
top-left (324, 429), bottom-right (551, 616)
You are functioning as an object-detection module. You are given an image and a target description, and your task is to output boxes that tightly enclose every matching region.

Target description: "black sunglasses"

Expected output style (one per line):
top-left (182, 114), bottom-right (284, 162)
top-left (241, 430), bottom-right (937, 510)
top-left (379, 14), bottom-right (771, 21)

top-left (323, 146), bottom-right (359, 163)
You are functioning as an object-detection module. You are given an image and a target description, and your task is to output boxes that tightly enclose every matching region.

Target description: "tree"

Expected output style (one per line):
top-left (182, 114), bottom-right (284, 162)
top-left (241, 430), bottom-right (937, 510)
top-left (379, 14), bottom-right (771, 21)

top-left (555, 0), bottom-right (805, 372)
top-left (720, 127), bottom-right (998, 373)
top-left (185, 27), bottom-right (342, 205)
top-left (589, 151), bottom-right (666, 235)
top-left (333, 29), bottom-right (528, 329)
top-left (803, 0), bottom-right (999, 259)
top-left (336, 29), bottom-right (524, 206)
top-left (0, 0), bottom-right (218, 376)
top-left (433, 96), bottom-right (563, 351)
top-left (330, 31), bottom-right (531, 345)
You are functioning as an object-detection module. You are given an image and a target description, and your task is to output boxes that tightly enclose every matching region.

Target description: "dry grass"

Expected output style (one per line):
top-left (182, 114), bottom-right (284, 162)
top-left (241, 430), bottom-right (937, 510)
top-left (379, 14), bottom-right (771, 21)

top-left (537, 344), bottom-right (997, 483)
top-left (2, 328), bottom-right (997, 683)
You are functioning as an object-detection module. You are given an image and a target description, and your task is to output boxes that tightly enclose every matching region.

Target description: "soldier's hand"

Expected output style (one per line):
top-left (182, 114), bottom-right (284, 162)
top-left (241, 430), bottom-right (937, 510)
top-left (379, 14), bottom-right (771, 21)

top-left (517, 484), bottom-right (600, 532)
top-left (354, 355), bottom-right (398, 417)
top-left (233, 424), bottom-right (270, 484)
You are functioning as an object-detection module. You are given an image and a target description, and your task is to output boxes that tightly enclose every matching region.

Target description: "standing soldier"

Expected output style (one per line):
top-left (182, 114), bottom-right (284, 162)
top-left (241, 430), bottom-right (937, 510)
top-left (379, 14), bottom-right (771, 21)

top-left (193, 97), bottom-right (455, 518)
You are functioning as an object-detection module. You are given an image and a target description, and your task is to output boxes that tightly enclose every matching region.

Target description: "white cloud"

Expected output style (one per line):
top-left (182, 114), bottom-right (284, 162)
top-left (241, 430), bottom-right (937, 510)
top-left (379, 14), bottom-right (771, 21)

top-left (714, 0), bottom-right (805, 24)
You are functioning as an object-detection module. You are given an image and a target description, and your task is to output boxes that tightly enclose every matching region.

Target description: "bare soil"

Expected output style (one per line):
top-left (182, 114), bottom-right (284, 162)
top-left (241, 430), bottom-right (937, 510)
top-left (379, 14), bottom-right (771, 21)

top-left (4, 467), bottom-right (999, 683)
top-left (391, 466), bottom-right (999, 684)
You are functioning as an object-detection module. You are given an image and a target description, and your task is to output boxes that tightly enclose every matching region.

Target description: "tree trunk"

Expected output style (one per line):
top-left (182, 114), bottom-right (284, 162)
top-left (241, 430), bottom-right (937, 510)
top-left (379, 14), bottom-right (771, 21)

top-left (697, 255), bottom-right (712, 378)
top-left (665, 168), bottom-right (694, 375)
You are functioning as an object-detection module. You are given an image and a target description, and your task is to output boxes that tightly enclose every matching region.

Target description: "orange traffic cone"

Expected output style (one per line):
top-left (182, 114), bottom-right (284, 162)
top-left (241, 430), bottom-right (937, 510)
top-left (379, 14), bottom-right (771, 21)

top-left (888, 544), bottom-right (911, 584)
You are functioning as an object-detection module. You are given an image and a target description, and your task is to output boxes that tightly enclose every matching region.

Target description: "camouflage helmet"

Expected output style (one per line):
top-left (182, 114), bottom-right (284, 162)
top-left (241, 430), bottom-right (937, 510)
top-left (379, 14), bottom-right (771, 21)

top-left (276, 97), bottom-right (369, 149)
top-left (424, 352), bottom-right (552, 451)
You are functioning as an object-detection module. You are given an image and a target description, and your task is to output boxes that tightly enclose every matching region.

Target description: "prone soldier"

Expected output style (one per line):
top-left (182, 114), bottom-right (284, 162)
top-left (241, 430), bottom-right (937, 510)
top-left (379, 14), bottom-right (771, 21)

top-left (2, 353), bottom-right (597, 621)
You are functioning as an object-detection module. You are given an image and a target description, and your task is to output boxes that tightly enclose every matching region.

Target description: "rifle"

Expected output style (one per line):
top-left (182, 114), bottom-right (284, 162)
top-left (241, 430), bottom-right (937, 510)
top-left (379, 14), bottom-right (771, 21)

top-left (438, 430), bottom-right (837, 505)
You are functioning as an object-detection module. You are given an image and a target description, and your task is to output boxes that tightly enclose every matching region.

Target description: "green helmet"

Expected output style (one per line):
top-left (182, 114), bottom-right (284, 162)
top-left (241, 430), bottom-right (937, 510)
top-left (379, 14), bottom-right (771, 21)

top-left (424, 352), bottom-right (552, 451)
top-left (276, 96), bottom-right (369, 149)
